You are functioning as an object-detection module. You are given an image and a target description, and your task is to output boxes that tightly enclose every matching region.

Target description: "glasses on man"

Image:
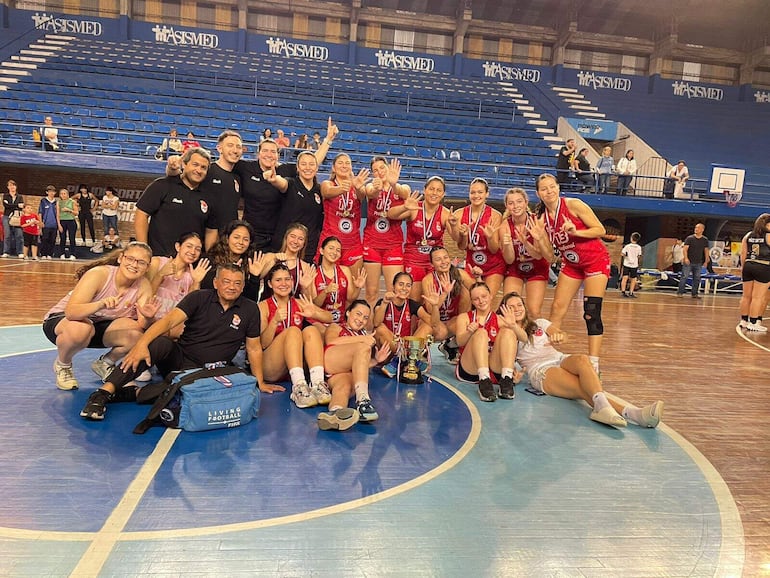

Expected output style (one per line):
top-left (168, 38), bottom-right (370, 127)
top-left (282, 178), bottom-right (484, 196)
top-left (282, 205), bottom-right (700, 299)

top-left (122, 255), bottom-right (150, 268)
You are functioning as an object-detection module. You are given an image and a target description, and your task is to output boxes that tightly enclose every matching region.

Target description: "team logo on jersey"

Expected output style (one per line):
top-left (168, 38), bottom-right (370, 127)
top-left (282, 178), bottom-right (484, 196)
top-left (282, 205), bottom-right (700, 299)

top-left (234, 180), bottom-right (240, 193)
top-left (563, 250), bottom-right (579, 264)
top-left (375, 218), bottom-right (390, 233)
top-left (331, 309), bottom-right (341, 323)
top-left (200, 200), bottom-right (209, 213)
top-left (535, 327), bottom-right (544, 337)
top-left (418, 245), bottom-right (431, 255)
top-left (472, 251), bottom-right (488, 265)
top-left (314, 193), bottom-right (321, 205)
top-left (339, 218), bottom-right (353, 234)
top-left (519, 262), bottom-right (534, 273)
top-left (230, 314), bottom-right (241, 330)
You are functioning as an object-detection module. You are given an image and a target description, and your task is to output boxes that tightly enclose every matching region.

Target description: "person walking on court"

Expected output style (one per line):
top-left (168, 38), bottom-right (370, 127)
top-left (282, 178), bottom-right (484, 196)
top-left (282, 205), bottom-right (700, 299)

top-left (677, 223), bottom-right (709, 299)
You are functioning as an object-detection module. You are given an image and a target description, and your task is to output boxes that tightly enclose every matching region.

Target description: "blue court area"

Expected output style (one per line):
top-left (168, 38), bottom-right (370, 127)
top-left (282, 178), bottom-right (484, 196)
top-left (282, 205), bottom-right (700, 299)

top-left (0, 325), bottom-right (743, 576)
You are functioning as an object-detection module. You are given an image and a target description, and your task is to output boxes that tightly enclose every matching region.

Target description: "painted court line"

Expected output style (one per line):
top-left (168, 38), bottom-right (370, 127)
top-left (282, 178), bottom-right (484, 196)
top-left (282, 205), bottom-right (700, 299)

top-left (67, 427), bottom-right (181, 578)
top-left (735, 323), bottom-right (770, 353)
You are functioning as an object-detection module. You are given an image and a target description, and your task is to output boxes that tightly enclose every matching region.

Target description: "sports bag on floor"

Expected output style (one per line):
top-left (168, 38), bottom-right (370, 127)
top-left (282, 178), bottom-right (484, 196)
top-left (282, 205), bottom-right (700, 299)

top-left (133, 366), bottom-right (260, 434)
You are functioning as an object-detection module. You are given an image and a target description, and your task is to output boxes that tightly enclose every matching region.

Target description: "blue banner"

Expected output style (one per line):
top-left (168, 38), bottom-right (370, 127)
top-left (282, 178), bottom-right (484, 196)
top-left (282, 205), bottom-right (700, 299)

top-left (10, 8), bottom-right (120, 39)
top-left (462, 57), bottom-right (550, 83)
top-left (650, 75), bottom-right (740, 102)
top-left (557, 68), bottom-right (646, 95)
top-left (565, 117), bottom-right (618, 141)
top-left (356, 46), bottom-right (453, 74)
top-left (131, 20), bottom-right (238, 51)
top-left (246, 33), bottom-right (348, 63)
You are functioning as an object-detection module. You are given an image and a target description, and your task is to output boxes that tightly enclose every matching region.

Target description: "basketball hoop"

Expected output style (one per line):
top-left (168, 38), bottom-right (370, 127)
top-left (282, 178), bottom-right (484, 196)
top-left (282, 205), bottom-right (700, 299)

top-left (724, 190), bottom-right (742, 208)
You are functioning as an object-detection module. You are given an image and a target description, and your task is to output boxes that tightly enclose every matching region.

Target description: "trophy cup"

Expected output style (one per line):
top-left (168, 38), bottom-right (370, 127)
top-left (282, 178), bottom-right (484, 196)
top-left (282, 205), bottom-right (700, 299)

top-left (399, 336), bottom-right (432, 384)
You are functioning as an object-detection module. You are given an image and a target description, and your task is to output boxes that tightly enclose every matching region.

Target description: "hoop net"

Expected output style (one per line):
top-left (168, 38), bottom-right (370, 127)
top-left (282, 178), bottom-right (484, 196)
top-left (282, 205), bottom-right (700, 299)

top-left (724, 190), bottom-right (742, 208)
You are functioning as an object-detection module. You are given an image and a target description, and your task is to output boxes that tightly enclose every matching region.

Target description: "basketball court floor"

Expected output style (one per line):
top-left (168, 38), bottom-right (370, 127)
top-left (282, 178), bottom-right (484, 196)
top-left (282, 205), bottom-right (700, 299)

top-left (0, 261), bottom-right (767, 577)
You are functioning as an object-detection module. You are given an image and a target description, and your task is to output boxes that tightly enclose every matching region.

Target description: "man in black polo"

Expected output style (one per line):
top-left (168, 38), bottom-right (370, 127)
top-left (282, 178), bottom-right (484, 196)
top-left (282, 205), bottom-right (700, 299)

top-left (556, 138), bottom-right (576, 184)
top-left (80, 264), bottom-right (285, 420)
top-left (235, 117), bottom-right (337, 250)
top-left (135, 146), bottom-right (218, 257)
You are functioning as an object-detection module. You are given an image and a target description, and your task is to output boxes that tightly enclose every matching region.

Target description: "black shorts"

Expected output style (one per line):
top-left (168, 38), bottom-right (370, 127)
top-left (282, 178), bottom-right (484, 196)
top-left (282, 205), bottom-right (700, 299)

top-left (43, 313), bottom-right (115, 349)
top-left (23, 232), bottom-right (38, 247)
top-left (623, 266), bottom-right (639, 279)
top-left (742, 260), bottom-right (770, 284)
top-left (456, 359), bottom-right (501, 384)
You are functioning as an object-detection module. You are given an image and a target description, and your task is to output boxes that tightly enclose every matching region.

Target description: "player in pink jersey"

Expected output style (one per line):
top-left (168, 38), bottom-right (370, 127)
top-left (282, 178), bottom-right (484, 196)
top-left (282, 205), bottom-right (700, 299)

top-left (489, 188), bottom-right (554, 319)
top-left (258, 263), bottom-right (333, 410)
top-left (535, 173), bottom-right (610, 373)
top-left (389, 175), bottom-right (456, 301)
top-left (362, 157), bottom-right (410, 307)
top-left (319, 153), bottom-right (370, 275)
top-left (450, 177), bottom-right (505, 303)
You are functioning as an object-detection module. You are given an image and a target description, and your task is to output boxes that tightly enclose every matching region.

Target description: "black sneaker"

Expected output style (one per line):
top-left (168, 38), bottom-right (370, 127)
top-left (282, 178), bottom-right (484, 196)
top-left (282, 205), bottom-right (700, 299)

top-left (438, 339), bottom-right (459, 364)
top-left (80, 389), bottom-right (112, 420)
top-left (111, 384), bottom-right (138, 403)
top-left (357, 398), bottom-right (379, 423)
top-left (478, 378), bottom-right (497, 402)
top-left (498, 376), bottom-right (515, 400)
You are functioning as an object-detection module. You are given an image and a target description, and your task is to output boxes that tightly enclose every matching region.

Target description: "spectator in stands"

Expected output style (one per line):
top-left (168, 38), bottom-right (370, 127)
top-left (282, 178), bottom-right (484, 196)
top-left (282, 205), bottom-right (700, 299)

top-left (57, 188), bottom-right (78, 260)
top-left (670, 160), bottom-right (690, 199)
top-left (42, 116), bottom-right (60, 152)
top-left (261, 128), bottom-right (273, 142)
top-left (182, 131), bottom-right (200, 152)
top-left (38, 185), bottom-right (59, 260)
top-left (310, 132), bottom-right (323, 151)
top-left (595, 146), bottom-right (614, 194)
top-left (738, 213), bottom-right (770, 332)
top-left (75, 184), bottom-right (97, 247)
top-left (155, 129), bottom-right (183, 160)
top-left (2, 179), bottom-right (25, 258)
top-left (555, 138), bottom-right (576, 184)
top-left (677, 223), bottom-right (709, 298)
top-left (535, 173), bottom-right (610, 374)
top-left (135, 147), bottom-right (218, 258)
top-left (294, 133), bottom-right (311, 151)
top-left (43, 241), bottom-right (158, 392)
top-left (274, 129), bottom-right (290, 150)
top-left (572, 148), bottom-right (595, 192)
top-left (99, 186), bottom-right (120, 237)
top-left (234, 117), bottom-right (337, 251)
top-left (616, 150), bottom-right (637, 195)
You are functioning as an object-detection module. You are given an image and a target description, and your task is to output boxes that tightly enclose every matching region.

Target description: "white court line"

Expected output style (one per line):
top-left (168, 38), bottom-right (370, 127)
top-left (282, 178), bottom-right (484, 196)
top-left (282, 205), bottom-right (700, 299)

top-left (734, 323), bottom-right (770, 353)
top-left (67, 428), bottom-right (181, 578)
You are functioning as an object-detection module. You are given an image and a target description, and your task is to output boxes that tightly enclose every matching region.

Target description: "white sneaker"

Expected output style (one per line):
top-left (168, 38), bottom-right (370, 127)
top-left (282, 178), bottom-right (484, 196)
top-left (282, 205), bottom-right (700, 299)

top-left (76, 238), bottom-right (84, 246)
top-left (290, 380), bottom-right (317, 408)
top-left (0, 253), bottom-right (8, 258)
top-left (69, 255), bottom-right (76, 260)
top-left (739, 320), bottom-right (748, 329)
top-left (589, 405), bottom-right (627, 428)
top-left (60, 255), bottom-right (66, 260)
top-left (54, 360), bottom-right (79, 390)
top-left (638, 401), bottom-right (664, 428)
top-left (90, 355), bottom-right (115, 381)
top-left (17, 254), bottom-right (24, 259)
top-left (748, 322), bottom-right (768, 333)
top-left (86, 239), bottom-right (94, 247)
top-left (309, 380), bottom-right (332, 405)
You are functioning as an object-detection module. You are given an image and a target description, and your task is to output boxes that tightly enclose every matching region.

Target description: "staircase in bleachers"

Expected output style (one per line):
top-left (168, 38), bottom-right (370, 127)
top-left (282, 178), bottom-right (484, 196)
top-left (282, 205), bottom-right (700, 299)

top-left (0, 35), bottom-right (562, 192)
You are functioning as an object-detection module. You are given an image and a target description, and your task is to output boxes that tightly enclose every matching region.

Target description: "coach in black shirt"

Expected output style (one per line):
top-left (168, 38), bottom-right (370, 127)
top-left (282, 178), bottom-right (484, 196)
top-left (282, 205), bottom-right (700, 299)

top-left (79, 264), bottom-right (285, 421)
top-left (135, 147), bottom-right (218, 257)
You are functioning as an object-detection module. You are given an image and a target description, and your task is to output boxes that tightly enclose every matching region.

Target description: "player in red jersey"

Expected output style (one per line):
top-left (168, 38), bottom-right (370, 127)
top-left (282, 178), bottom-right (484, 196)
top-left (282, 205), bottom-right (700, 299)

top-left (311, 236), bottom-right (366, 334)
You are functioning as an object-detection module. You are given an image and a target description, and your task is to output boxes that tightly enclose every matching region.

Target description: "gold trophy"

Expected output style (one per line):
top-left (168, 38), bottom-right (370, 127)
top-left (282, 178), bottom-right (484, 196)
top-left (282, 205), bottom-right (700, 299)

top-left (399, 336), bottom-right (432, 384)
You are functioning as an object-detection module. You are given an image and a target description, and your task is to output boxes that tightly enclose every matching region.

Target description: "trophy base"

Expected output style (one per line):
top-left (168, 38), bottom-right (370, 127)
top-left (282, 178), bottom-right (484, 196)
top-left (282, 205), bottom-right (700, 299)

top-left (399, 368), bottom-right (424, 385)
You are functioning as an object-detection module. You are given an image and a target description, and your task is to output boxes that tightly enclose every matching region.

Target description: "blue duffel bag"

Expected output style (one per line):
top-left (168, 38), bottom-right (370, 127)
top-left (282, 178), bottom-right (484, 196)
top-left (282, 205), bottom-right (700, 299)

top-left (133, 366), bottom-right (260, 434)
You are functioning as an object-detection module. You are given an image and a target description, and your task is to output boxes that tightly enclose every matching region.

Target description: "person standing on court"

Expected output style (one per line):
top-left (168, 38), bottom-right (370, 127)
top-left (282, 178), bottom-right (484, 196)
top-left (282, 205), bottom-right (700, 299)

top-left (134, 147), bottom-right (218, 257)
top-left (677, 223), bottom-right (710, 299)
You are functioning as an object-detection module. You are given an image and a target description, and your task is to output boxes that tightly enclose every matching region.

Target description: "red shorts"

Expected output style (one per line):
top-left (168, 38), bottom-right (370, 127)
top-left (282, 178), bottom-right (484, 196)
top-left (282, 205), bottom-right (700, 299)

top-left (560, 251), bottom-right (611, 280)
top-left (505, 259), bottom-right (550, 282)
top-left (404, 262), bottom-right (431, 282)
top-left (363, 244), bottom-right (404, 266)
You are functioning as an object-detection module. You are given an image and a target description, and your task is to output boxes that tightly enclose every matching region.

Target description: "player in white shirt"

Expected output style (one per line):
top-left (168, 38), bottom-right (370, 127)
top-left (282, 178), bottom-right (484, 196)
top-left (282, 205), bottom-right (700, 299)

top-left (620, 232), bottom-right (643, 297)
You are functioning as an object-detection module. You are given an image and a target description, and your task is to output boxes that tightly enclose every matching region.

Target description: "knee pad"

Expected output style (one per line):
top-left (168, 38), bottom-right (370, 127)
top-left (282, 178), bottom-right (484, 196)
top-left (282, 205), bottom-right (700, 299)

top-left (583, 296), bottom-right (604, 336)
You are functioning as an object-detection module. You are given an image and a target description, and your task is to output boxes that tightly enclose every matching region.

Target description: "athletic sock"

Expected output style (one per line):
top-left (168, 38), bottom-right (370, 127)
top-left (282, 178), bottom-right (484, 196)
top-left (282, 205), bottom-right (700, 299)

top-left (477, 367), bottom-right (490, 380)
top-left (288, 367), bottom-right (306, 386)
top-left (501, 367), bottom-right (513, 379)
top-left (309, 365), bottom-right (325, 385)
top-left (589, 355), bottom-right (600, 374)
top-left (750, 317), bottom-right (759, 324)
top-left (622, 405), bottom-right (643, 425)
top-left (592, 392), bottom-right (610, 412)
top-left (741, 315), bottom-right (749, 322)
top-left (354, 382), bottom-right (370, 402)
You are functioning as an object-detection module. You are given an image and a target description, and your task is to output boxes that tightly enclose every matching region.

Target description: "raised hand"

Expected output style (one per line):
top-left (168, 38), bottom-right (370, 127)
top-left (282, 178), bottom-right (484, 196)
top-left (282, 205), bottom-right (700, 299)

top-left (422, 286), bottom-right (442, 308)
top-left (248, 251), bottom-right (270, 277)
top-left (352, 168), bottom-right (370, 190)
top-left (299, 264), bottom-right (316, 291)
top-left (528, 217), bottom-right (547, 241)
top-left (382, 290), bottom-right (396, 303)
top-left (137, 295), bottom-right (162, 319)
top-left (296, 293), bottom-right (320, 317)
top-left (371, 177), bottom-right (383, 191)
top-left (386, 158), bottom-right (402, 186)
top-left (353, 268), bottom-right (367, 289)
top-left (326, 116), bottom-right (339, 141)
top-left (482, 222), bottom-right (498, 239)
top-left (403, 189), bottom-right (422, 211)
top-left (190, 258), bottom-right (211, 283)
top-left (374, 342), bottom-right (391, 364)
top-left (263, 168), bottom-right (278, 183)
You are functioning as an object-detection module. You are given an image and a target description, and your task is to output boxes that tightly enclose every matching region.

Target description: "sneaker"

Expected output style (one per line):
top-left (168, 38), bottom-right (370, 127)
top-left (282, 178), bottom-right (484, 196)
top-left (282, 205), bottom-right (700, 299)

top-left (80, 389), bottom-right (112, 420)
top-left (54, 360), bottom-right (79, 390)
top-left (60, 255), bottom-right (66, 260)
top-left (692, 294), bottom-right (701, 299)
top-left (317, 407), bottom-right (360, 431)
top-left (136, 369), bottom-right (152, 382)
top-left (111, 384), bottom-right (138, 403)
top-left (357, 398), bottom-right (379, 422)
top-left (438, 339), bottom-right (459, 364)
top-left (309, 380), bottom-right (332, 405)
top-left (589, 405), bottom-right (627, 428)
top-left (0, 253), bottom-right (8, 258)
top-left (628, 293), bottom-right (637, 298)
top-left (69, 255), bottom-right (76, 260)
top-left (33, 256), bottom-right (39, 261)
top-left (90, 354), bottom-right (115, 382)
top-left (17, 254), bottom-right (24, 259)
top-left (478, 378), bottom-right (497, 402)
top-left (498, 376), bottom-right (515, 400)
top-left (676, 293), bottom-right (684, 298)
top-left (739, 319), bottom-right (748, 329)
top-left (621, 291), bottom-right (628, 297)
top-left (748, 321), bottom-right (768, 333)
top-left (290, 380), bottom-right (317, 408)
top-left (86, 239), bottom-right (94, 247)
top-left (638, 401), bottom-right (664, 428)
top-left (381, 357), bottom-right (399, 379)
